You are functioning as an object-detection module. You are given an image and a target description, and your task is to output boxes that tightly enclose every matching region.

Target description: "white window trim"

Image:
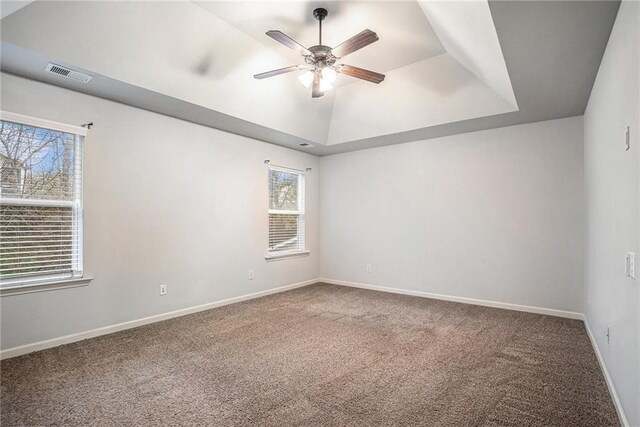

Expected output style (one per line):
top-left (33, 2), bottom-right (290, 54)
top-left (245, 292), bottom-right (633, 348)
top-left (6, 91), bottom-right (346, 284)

top-left (265, 164), bottom-right (308, 260)
top-left (265, 250), bottom-right (310, 262)
top-left (0, 112), bottom-right (88, 291)
top-left (0, 276), bottom-right (93, 297)
top-left (0, 111), bottom-right (88, 136)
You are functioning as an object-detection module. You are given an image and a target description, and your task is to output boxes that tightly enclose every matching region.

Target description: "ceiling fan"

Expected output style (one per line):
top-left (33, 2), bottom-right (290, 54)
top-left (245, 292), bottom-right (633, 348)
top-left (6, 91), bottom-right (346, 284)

top-left (253, 8), bottom-right (385, 98)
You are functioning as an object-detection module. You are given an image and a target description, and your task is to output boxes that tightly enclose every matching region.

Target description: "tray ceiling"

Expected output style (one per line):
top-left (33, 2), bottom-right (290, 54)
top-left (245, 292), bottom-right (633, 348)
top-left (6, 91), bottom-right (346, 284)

top-left (0, 1), bottom-right (619, 155)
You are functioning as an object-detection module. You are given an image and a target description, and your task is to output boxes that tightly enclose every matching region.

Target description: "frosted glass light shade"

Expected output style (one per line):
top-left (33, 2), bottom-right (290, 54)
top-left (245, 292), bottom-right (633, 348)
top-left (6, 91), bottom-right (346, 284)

top-left (319, 79), bottom-right (333, 92)
top-left (298, 70), bottom-right (315, 88)
top-left (321, 67), bottom-right (337, 83)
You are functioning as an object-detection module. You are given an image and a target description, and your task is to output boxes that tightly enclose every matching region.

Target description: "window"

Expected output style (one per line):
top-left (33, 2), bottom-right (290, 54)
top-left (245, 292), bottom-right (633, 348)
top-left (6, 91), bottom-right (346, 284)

top-left (267, 166), bottom-right (306, 258)
top-left (0, 112), bottom-right (86, 287)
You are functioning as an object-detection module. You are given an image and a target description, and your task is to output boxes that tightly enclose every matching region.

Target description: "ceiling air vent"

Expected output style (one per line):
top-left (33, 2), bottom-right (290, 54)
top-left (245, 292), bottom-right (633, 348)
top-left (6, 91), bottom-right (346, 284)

top-left (45, 63), bottom-right (93, 84)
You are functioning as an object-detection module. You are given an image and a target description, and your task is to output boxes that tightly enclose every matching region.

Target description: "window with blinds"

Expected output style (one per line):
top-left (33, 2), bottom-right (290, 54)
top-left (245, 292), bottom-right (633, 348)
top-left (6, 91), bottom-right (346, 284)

top-left (0, 115), bottom-right (84, 286)
top-left (268, 166), bottom-right (305, 257)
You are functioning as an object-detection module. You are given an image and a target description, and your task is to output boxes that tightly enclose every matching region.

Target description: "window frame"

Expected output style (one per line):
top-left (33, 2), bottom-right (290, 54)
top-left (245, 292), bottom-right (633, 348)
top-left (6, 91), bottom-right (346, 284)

top-left (265, 165), bottom-right (309, 261)
top-left (0, 111), bottom-right (90, 293)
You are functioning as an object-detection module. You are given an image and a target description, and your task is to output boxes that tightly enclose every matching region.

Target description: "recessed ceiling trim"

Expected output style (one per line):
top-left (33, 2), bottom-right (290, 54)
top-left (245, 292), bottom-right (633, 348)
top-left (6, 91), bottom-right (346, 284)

top-left (418, 0), bottom-right (518, 109)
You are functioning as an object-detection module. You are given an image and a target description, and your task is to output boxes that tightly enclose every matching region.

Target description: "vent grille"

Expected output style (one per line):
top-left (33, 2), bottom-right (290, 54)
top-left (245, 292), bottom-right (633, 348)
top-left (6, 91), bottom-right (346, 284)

top-left (45, 63), bottom-right (93, 84)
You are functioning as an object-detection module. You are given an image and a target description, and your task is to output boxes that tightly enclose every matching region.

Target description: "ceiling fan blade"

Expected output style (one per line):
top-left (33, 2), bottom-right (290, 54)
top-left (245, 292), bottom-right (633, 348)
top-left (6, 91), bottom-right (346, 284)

top-left (266, 30), bottom-right (312, 56)
top-left (338, 64), bottom-right (385, 84)
top-left (312, 73), bottom-right (324, 98)
top-left (331, 29), bottom-right (379, 58)
top-left (253, 65), bottom-right (301, 80)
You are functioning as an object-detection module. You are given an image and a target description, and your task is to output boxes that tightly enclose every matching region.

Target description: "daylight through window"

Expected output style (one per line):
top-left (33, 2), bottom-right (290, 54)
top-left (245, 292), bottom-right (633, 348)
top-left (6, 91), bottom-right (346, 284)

top-left (0, 115), bottom-right (84, 286)
top-left (267, 166), bottom-right (305, 257)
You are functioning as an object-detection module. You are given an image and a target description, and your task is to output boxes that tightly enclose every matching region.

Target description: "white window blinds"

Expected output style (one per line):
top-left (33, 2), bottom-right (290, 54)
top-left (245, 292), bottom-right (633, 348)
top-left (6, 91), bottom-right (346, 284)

top-left (0, 114), bottom-right (85, 286)
top-left (268, 166), bottom-right (305, 256)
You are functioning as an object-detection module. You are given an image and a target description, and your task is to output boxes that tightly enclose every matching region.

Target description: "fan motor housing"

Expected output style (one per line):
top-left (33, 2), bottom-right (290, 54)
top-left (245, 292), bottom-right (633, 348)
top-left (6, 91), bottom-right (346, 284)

top-left (307, 45), bottom-right (336, 66)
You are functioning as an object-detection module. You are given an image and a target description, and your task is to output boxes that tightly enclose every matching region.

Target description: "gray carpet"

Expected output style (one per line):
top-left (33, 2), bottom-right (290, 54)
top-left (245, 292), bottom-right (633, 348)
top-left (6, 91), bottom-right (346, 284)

top-left (1, 283), bottom-right (619, 426)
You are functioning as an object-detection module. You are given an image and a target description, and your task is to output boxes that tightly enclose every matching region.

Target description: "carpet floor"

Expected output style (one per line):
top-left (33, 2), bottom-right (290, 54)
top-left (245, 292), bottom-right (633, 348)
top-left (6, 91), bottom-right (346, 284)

top-left (1, 283), bottom-right (619, 426)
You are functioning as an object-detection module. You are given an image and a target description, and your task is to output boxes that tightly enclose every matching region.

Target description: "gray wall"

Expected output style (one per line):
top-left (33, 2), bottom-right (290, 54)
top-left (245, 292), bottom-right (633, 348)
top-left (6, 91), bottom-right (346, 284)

top-left (583, 1), bottom-right (640, 425)
top-left (320, 117), bottom-right (585, 313)
top-left (3, 13), bottom-right (638, 422)
top-left (0, 73), bottom-right (320, 350)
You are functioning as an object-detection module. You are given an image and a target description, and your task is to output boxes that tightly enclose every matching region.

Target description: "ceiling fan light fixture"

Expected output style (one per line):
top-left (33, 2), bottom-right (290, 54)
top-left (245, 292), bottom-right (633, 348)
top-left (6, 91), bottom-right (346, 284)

top-left (321, 67), bottom-right (337, 84)
top-left (254, 8), bottom-right (384, 98)
top-left (319, 78), bottom-right (333, 93)
top-left (299, 69), bottom-right (315, 88)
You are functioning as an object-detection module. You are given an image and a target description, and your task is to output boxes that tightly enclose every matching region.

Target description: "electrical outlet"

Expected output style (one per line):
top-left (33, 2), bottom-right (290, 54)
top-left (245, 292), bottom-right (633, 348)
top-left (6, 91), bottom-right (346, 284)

top-left (625, 126), bottom-right (630, 151)
top-left (248, 270), bottom-right (254, 280)
top-left (366, 264), bottom-right (372, 273)
top-left (159, 284), bottom-right (167, 296)
top-left (626, 252), bottom-right (636, 279)
top-left (626, 253), bottom-right (630, 276)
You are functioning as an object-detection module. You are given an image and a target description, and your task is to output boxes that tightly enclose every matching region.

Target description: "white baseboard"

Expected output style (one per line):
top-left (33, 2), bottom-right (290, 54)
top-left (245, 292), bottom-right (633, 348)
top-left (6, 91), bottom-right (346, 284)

top-left (0, 279), bottom-right (317, 360)
top-left (319, 278), bottom-right (584, 320)
top-left (0, 278), bottom-right (587, 360)
top-left (584, 320), bottom-right (629, 427)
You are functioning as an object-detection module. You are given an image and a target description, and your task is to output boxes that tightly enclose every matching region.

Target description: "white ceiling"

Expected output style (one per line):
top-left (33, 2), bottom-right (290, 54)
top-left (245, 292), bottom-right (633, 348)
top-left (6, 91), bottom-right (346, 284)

top-left (193, 0), bottom-right (518, 145)
top-left (328, 54), bottom-right (514, 144)
top-left (419, 0), bottom-right (517, 108)
top-left (196, 1), bottom-right (445, 74)
top-left (0, 1), bottom-right (619, 155)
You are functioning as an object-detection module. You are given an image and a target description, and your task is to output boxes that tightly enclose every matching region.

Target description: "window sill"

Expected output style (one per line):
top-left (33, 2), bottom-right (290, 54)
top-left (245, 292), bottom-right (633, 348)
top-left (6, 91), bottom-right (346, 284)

top-left (0, 277), bottom-right (93, 297)
top-left (265, 251), bottom-right (310, 262)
